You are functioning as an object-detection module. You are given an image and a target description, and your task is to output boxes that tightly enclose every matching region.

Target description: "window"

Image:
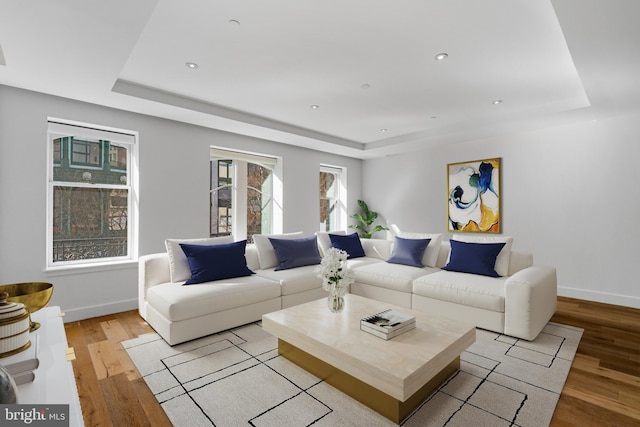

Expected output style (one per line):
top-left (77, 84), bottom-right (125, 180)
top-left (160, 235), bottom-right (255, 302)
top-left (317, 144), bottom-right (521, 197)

top-left (47, 120), bottom-right (137, 267)
top-left (210, 148), bottom-right (281, 242)
top-left (319, 165), bottom-right (346, 232)
top-left (110, 145), bottom-right (127, 169)
top-left (71, 139), bottom-right (102, 167)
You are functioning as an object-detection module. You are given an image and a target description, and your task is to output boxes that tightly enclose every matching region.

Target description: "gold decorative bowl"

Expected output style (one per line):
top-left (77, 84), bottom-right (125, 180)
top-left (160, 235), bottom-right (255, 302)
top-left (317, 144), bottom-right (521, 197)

top-left (0, 282), bottom-right (54, 331)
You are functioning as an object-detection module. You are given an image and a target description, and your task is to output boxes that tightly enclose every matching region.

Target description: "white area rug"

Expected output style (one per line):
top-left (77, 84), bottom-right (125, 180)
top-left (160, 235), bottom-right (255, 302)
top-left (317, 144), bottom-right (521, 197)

top-left (123, 322), bottom-right (582, 426)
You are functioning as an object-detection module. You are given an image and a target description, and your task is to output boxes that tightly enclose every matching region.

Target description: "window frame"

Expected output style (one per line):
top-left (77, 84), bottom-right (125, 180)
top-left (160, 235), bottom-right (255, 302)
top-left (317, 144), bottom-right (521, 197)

top-left (319, 164), bottom-right (347, 232)
top-left (46, 119), bottom-right (138, 270)
top-left (210, 147), bottom-right (282, 242)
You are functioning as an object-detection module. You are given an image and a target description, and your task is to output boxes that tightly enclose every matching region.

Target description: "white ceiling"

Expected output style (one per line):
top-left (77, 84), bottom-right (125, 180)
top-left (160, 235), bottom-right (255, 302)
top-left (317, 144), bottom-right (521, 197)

top-left (1, 0), bottom-right (639, 159)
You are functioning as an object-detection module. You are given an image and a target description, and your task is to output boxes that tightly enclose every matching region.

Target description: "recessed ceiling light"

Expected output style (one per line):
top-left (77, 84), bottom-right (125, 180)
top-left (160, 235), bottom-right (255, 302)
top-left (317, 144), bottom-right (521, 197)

top-left (380, 128), bottom-right (388, 132)
top-left (311, 105), bottom-right (320, 109)
top-left (492, 100), bottom-right (503, 105)
top-left (229, 19), bottom-right (240, 27)
top-left (185, 62), bottom-right (199, 69)
top-left (361, 83), bottom-right (371, 90)
top-left (434, 53), bottom-right (448, 61)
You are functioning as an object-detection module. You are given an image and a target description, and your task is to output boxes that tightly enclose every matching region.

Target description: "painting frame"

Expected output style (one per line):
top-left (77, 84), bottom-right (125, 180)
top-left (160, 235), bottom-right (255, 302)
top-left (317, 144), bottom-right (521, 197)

top-left (447, 157), bottom-right (501, 233)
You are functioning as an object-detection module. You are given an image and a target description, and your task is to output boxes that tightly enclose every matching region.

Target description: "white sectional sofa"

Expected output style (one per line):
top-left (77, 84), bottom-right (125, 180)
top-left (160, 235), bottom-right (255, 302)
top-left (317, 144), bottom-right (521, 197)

top-left (138, 231), bottom-right (557, 345)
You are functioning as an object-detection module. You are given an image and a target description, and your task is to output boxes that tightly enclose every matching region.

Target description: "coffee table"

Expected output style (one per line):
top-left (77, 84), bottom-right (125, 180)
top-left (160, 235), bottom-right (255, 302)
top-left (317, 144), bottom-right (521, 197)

top-left (262, 294), bottom-right (475, 423)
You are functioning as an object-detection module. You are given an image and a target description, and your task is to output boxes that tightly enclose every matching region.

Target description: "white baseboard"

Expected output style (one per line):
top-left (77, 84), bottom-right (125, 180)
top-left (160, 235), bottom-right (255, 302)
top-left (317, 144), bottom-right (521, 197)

top-left (558, 286), bottom-right (640, 309)
top-left (61, 298), bottom-right (139, 322)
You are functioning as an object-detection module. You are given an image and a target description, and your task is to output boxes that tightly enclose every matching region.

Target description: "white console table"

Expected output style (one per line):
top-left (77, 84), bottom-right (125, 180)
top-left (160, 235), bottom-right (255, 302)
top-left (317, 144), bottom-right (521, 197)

top-left (16, 306), bottom-right (84, 427)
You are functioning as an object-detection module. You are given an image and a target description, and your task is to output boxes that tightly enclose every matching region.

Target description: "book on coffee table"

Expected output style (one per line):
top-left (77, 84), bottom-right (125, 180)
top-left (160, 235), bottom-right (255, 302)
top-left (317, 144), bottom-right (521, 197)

top-left (360, 321), bottom-right (416, 340)
top-left (361, 309), bottom-right (415, 333)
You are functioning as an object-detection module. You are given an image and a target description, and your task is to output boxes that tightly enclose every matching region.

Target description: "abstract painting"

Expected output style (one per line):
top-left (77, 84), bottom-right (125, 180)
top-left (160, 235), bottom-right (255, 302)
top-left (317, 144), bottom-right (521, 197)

top-left (447, 158), bottom-right (501, 233)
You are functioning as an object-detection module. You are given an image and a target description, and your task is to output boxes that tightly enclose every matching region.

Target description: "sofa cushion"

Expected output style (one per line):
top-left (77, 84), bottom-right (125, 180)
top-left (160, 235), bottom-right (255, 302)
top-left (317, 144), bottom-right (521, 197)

top-left (345, 257), bottom-right (385, 270)
top-left (146, 275), bottom-right (281, 322)
top-left (413, 270), bottom-right (505, 312)
top-left (395, 231), bottom-right (443, 267)
top-left (255, 265), bottom-right (323, 296)
top-left (269, 236), bottom-right (321, 271)
top-left (354, 262), bottom-right (438, 293)
top-left (451, 235), bottom-right (513, 276)
top-left (165, 236), bottom-right (234, 283)
top-left (253, 232), bottom-right (304, 269)
top-left (442, 240), bottom-right (506, 277)
top-left (330, 233), bottom-right (366, 259)
top-left (180, 240), bottom-right (254, 285)
top-left (359, 239), bottom-right (393, 260)
top-left (387, 236), bottom-right (430, 267)
top-left (316, 231), bottom-right (345, 255)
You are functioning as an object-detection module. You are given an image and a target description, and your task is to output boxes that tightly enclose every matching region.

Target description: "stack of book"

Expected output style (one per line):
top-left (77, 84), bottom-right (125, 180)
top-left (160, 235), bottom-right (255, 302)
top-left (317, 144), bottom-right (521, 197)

top-left (1, 334), bottom-right (39, 385)
top-left (360, 309), bottom-right (416, 340)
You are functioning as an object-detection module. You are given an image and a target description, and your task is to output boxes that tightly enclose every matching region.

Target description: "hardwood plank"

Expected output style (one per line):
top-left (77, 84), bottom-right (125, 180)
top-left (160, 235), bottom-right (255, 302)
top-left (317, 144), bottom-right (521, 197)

top-left (120, 310), bottom-right (154, 338)
top-left (99, 373), bottom-right (154, 427)
top-left (552, 394), bottom-right (637, 427)
top-left (79, 316), bottom-right (110, 344)
top-left (88, 340), bottom-right (125, 380)
top-left (101, 319), bottom-right (131, 343)
top-left (570, 354), bottom-right (640, 388)
top-left (130, 377), bottom-right (173, 426)
top-left (65, 323), bottom-right (113, 427)
top-left (101, 319), bottom-right (142, 381)
top-left (561, 386), bottom-right (640, 423)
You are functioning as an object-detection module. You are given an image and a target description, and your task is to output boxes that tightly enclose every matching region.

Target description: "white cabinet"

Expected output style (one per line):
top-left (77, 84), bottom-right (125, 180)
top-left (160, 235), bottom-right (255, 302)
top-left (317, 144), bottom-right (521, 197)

top-left (16, 306), bottom-right (83, 427)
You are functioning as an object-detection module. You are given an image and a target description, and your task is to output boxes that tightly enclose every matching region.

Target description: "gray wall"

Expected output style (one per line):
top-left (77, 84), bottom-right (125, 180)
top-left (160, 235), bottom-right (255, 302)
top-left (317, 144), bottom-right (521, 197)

top-left (4, 83), bottom-right (637, 317)
top-left (0, 85), bottom-right (362, 320)
top-left (362, 112), bottom-right (640, 308)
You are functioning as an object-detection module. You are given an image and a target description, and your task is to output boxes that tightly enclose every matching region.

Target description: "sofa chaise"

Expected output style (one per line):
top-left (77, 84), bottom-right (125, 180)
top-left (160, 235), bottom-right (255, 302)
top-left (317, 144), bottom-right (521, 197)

top-left (138, 231), bottom-right (557, 345)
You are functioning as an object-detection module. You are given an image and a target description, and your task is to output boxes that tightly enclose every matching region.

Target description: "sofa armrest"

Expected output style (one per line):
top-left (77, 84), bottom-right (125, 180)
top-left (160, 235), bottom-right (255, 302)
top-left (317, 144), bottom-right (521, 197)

top-left (504, 265), bottom-right (557, 340)
top-left (138, 253), bottom-right (171, 318)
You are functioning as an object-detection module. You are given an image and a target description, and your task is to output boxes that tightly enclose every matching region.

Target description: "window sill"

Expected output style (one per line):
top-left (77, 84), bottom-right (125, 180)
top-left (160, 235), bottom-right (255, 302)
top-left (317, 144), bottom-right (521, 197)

top-left (45, 259), bottom-right (138, 277)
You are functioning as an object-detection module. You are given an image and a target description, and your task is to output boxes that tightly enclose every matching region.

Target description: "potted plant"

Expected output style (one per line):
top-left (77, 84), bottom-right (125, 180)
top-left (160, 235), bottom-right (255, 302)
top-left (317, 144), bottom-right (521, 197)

top-left (349, 200), bottom-right (389, 238)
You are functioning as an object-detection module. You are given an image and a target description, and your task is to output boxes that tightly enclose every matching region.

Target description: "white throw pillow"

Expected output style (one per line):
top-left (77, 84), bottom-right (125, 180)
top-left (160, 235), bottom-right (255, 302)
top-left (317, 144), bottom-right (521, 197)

top-left (253, 232), bottom-right (304, 269)
top-left (165, 236), bottom-right (234, 283)
top-left (450, 235), bottom-right (513, 277)
top-left (396, 232), bottom-right (444, 267)
top-left (315, 230), bottom-right (346, 256)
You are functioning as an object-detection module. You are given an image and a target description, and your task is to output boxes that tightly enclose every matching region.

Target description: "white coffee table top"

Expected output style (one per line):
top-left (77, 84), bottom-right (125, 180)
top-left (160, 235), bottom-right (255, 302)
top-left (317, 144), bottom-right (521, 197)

top-left (262, 294), bottom-right (475, 401)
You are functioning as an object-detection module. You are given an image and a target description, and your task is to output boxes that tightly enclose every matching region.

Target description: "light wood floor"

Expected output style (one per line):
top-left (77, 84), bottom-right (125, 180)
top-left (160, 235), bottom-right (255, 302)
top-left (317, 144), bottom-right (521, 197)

top-left (64, 296), bottom-right (640, 426)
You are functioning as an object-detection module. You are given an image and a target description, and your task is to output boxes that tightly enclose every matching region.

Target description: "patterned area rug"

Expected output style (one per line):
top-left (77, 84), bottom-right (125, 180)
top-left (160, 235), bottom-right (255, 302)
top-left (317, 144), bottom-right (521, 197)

top-left (123, 322), bottom-right (582, 426)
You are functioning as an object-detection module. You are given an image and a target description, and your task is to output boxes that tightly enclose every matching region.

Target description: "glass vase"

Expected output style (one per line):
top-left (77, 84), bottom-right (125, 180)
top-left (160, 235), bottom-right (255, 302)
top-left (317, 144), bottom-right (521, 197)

top-left (327, 290), bottom-right (345, 313)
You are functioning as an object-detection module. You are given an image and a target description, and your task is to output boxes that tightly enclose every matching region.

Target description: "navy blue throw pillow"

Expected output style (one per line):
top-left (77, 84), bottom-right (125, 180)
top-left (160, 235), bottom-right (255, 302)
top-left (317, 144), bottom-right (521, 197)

top-left (387, 236), bottom-right (431, 267)
top-left (442, 240), bottom-right (506, 277)
top-left (329, 233), bottom-right (366, 259)
top-left (268, 236), bottom-right (321, 271)
top-left (180, 240), bottom-right (254, 285)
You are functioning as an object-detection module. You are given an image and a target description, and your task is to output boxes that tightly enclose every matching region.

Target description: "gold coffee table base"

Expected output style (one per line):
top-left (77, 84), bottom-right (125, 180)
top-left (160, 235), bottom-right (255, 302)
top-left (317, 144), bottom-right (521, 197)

top-left (279, 339), bottom-right (459, 424)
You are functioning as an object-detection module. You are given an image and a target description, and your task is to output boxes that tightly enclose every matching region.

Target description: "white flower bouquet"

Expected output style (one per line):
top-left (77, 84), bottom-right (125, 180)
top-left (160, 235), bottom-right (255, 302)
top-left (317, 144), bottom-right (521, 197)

top-left (315, 247), bottom-right (354, 296)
